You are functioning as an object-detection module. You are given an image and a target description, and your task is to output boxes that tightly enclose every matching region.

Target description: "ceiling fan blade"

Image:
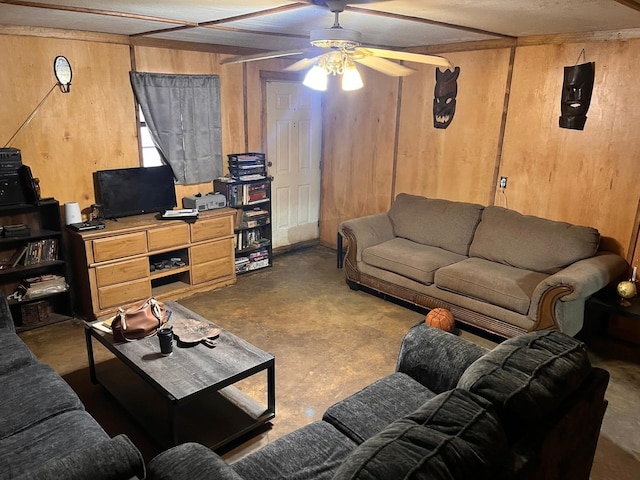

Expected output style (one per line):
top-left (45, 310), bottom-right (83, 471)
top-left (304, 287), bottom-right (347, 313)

top-left (284, 55), bottom-right (325, 72)
top-left (358, 47), bottom-right (453, 68)
top-left (353, 55), bottom-right (416, 77)
top-left (220, 49), bottom-right (306, 65)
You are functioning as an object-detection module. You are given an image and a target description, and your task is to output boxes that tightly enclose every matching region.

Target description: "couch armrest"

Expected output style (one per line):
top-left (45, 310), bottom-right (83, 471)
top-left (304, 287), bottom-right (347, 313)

top-left (533, 252), bottom-right (628, 303)
top-left (396, 323), bottom-right (488, 394)
top-left (147, 442), bottom-right (243, 480)
top-left (12, 434), bottom-right (145, 480)
top-left (340, 213), bottom-right (395, 263)
top-left (0, 291), bottom-right (16, 333)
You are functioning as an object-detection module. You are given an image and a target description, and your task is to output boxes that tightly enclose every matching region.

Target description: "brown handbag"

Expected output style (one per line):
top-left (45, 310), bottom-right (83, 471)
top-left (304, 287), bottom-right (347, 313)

top-left (112, 298), bottom-right (167, 342)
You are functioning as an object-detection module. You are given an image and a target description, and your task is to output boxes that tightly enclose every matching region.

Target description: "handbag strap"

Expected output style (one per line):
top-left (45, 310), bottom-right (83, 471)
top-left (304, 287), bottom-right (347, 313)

top-left (117, 307), bottom-right (126, 330)
top-left (149, 298), bottom-right (163, 327)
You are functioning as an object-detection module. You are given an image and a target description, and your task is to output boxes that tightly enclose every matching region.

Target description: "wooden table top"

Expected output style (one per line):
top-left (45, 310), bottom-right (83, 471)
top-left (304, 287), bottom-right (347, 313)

top-left (88, 301), bottom-right (274, 402)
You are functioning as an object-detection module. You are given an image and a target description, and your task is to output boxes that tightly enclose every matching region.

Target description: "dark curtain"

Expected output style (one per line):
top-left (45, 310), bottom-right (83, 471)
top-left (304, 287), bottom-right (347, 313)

top-left (130, 72), bottom-right (223, 185)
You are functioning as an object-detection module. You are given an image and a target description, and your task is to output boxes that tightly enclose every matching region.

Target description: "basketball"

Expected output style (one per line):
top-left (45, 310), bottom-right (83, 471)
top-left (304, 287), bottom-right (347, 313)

top-left (425, 308), bottom-right (455, 332)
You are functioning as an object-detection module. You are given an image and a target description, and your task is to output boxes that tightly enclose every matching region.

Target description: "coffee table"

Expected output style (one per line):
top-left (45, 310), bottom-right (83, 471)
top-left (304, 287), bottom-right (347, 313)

top-left (84, 301), bottom-right (275, 449)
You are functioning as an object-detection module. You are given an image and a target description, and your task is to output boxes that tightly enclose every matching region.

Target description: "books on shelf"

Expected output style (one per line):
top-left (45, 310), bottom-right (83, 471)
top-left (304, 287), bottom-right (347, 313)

top-left (23, 239), bottom-right (59, 266)
top-left (0, 246), bottom-right (28, 269)
top-left (235, 208), bottom-right (270, 230)
top-left (228, 181), bottom-right (270, 207)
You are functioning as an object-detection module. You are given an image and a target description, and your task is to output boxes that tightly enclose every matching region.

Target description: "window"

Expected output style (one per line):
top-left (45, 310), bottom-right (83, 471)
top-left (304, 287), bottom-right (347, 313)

top-left (139, 107), bottom-right (162, 167)
top-left (130, 72), bottom-right (223, 184)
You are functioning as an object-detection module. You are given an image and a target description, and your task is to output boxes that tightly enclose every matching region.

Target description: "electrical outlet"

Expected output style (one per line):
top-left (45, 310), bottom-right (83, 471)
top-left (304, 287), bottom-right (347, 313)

top-left (499, 176), bottom-right (508, 189)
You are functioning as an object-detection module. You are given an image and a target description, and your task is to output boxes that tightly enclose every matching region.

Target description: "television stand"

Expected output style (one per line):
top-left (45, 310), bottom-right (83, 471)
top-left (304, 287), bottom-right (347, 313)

top-left (66, 208), bottom-right (236, 321)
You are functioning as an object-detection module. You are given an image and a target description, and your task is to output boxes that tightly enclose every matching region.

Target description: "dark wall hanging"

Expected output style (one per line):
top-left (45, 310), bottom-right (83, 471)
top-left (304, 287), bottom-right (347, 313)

top-left (559, 52), bottom-right (595, 131)
top-left (433, 66), bottom-right (460, 129)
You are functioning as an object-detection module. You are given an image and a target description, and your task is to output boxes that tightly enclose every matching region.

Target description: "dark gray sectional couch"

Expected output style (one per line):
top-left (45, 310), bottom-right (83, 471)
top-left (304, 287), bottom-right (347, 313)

top-left (146, 324), bottom-right (609, 480)
top-left (0, 293), bottom-right (145, 480)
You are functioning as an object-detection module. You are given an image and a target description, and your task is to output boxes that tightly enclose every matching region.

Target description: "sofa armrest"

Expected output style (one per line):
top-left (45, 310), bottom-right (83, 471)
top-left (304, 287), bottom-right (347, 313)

top-left (396, 323), bottom-right (488, 394)
top-left (147, 442), bottom-right (243, 480)
top-left (0, 291), bottom-right (16, 333)
top-left (340, 213), bottom-right (395, 263)
top-left (531, 251), bottom-right (628, 306)
top-left (12, 434), bottom-right (145, 480)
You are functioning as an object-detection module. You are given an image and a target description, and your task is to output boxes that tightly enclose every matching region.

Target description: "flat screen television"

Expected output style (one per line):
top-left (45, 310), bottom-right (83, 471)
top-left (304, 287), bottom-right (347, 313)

top-left (96, 165), bottom-right (177, 219)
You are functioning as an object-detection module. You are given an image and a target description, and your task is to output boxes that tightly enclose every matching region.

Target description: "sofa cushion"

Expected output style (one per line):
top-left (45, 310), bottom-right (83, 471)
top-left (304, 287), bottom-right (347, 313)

top-left (232, 421), bottom-right (357, 480)
top-left (457, 330), bottom-right (592, 440)
top-left (323, 372), bottom-right (436, 444)
top-left (363, 238), bottom-right (467, 285)
top-left (469, 206), bottom-right (600, 273)
top-left (435, 257), bottom-right (549, 315)
top-left (332, 389), bottom-right (507, 480)
top-left (0, 363), bottom-right (84, 440)
top-left (388, 194), bottom-right (484, 256)
top-left (0, 410), bottom-right (109, 479)
top-left (149, 442), bottom-right (243, 480)
top-left (12, 434), bottom-right (146, 480)
top-left (0, 334), bottom-right (37, 373)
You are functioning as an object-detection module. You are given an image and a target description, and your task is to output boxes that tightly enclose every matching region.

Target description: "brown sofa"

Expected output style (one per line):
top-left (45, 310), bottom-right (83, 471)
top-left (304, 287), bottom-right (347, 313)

top-left (340, 193), bottom-right (628, 338)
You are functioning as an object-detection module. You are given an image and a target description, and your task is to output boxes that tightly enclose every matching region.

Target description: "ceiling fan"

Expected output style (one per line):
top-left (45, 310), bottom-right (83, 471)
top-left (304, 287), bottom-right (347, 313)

top-left (219, 0), bottom-right (453, 91)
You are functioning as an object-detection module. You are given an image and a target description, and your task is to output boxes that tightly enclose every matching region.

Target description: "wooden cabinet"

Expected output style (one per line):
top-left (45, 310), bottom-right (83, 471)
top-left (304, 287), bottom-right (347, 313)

top-left (0, 199), bottom-right (72, 331)
top-left (67, 208), bottom-right (236, 320)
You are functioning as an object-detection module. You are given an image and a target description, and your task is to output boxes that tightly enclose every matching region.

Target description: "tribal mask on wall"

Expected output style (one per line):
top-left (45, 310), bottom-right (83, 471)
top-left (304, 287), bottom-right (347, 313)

top-left (559, 62), bottom-right (595, 131)
top-left (433, 66), bottom-right (460, 129)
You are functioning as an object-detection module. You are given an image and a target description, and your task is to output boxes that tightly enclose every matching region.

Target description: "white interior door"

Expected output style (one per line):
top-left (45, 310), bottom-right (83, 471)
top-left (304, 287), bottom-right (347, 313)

top-left (266, 81), bottom-right (323, 249)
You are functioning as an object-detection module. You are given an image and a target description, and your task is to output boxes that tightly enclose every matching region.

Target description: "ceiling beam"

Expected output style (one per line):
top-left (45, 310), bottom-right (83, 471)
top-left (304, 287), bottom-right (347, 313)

top-left (131, 2), bottom-right (310, 40)
top-left (346, 5), bottom-right (514, 39)
top-left (0, 0), bottom-right (196, 26)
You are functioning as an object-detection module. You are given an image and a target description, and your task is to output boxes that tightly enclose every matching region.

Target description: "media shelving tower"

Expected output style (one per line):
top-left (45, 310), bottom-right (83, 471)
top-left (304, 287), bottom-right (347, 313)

top-left (214, 153), bottom-right (272, 275)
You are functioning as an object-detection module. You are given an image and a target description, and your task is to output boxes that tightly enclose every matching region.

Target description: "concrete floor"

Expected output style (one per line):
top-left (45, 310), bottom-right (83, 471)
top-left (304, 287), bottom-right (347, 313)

top-left (19, 245), bottom-right (640, 477)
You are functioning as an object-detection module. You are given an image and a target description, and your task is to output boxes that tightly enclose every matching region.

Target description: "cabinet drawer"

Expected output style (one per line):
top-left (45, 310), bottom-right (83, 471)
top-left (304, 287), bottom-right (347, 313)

top-left (93, 232), bottom-right (147, 263)
top-left (191, 239), bottom-right (233, 265)
top-left (98, 278), bottom-right (151, 310)
top-left (148, 224), bottom-right (190, 251)
top-left (95, 257), bottom-right (149, 288)
top-left (192, 258), bottom-right (234, 284)
top-left (191, 216), bottom-right (232, 242)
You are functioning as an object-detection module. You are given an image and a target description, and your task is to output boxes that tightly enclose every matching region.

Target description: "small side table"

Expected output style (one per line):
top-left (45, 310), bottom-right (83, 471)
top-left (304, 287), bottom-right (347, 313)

top-left (586, 287), bottom-right (640, 343)
top-left (587, 288), bottom-right (640, 321)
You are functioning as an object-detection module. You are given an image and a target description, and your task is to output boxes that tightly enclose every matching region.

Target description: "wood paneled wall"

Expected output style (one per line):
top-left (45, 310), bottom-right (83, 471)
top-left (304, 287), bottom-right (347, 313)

top-left (395, 48), bottom-right (512, 204)
top-left (320, 72), bottom-right (400, 241)
top-left (0, 34), bottom-right (138, 210)
top-left (500, 41), bottom-right (640, 258)
top-left (321, 36), bottom-right (640, 270)
top-left (1, 27), bottom-right (638, 271)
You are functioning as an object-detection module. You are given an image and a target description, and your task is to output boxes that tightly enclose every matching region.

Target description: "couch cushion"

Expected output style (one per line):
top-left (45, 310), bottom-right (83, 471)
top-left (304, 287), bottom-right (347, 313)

top-left (0, 410), bottom-right (109, 479)
top-left (388, 194), bottom-right (484, 256)
top-left (232, 421), bottom-right (356, 480)
top-left (12, 434), bottom-right (146, 480)
top-left (0, 334), bottom-right (37, 373)
top-left (323, 372), bottom-right (436, 444)
top-left (363, 238), bottom-right (467, 285)
top-left (0, 363), bottom-right (84, 439)
top-left (469, 206), bottom-right (600, 273)
top-left (435, 257), bottom-right (549, 315)
top-left (457, 330), bottom-right (592, 440)
top-left (332, 389), bottom-right (507, 480)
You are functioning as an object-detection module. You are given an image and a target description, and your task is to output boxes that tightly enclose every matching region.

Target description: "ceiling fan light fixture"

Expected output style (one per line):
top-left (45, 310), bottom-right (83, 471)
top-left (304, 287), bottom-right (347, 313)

top-left (303, 65), bottom-right (328, 91)
top-left (342, 64), bottom-right (363, 91)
